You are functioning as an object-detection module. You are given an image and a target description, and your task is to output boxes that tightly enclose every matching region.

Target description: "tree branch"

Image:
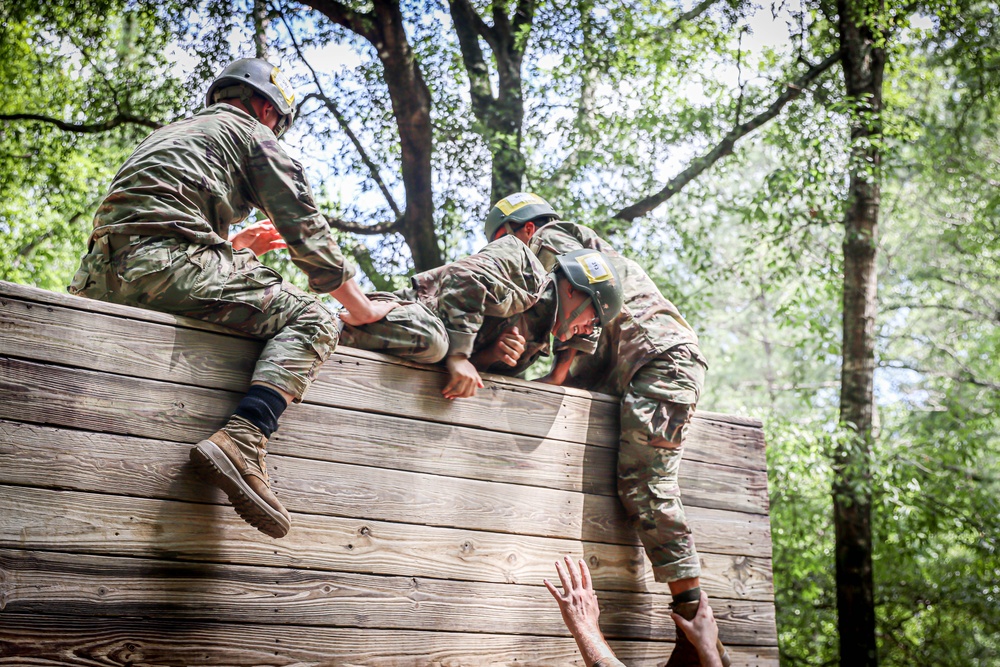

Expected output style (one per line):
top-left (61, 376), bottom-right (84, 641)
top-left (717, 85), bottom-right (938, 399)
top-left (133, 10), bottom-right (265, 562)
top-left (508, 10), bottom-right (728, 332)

top-left (0, 112), bottom-right (162, 133)
top-left (307, 0), bottom-right (377, 42)
top-left (347, 240), bottom-right (395, 291)
top-left (664, 0), bottom-right (719, 36)
top-left (326, 216), bottom-right (400, 235)
top-left (448, 0), bottom-right (496, 117)
top-left (275, 7), bottom-right (401, 217)
top-left (615, 50), bottom-right (842, 221)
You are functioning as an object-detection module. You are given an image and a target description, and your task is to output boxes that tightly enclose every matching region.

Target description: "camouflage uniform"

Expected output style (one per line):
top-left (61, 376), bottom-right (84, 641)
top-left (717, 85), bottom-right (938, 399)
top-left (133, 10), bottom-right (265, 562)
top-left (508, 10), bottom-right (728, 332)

top-left (529, 222), bottom-right (708, 584)
top-left (69, 103), bottom-right (349, 400)
top-left (340, 235), bottom-right (553, 365)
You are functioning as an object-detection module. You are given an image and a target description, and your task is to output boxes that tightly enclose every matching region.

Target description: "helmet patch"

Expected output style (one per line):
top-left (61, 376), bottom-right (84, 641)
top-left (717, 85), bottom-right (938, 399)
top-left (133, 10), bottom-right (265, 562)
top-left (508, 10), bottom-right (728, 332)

top-left (271, 67), bottom-right (295, 105)
top-left (575, 252), bottom-right (612, 284)
top-left (496, 192), bottom-right (545, 216)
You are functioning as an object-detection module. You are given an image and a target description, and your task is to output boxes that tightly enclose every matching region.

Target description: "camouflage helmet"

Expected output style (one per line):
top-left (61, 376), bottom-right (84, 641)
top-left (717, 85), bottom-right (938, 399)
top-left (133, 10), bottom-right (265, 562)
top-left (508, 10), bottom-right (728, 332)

top-left (484, 192), bottom-right (560, 241)
top-left (554, 249), bottom-right (624, 327)
top-left (206, 58), bottom-right (296, 138)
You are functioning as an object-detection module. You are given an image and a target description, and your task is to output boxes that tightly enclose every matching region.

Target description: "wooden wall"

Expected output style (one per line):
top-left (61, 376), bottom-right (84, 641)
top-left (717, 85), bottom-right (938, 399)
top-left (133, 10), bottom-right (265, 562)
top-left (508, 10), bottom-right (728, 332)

top-left (0, 280), bottom-right (778, 666)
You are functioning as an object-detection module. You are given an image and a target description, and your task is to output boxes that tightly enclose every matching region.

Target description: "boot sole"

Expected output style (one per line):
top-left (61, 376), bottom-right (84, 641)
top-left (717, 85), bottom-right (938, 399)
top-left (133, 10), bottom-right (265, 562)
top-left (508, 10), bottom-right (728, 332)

top-left (190, 440), bottom-right (290, 539)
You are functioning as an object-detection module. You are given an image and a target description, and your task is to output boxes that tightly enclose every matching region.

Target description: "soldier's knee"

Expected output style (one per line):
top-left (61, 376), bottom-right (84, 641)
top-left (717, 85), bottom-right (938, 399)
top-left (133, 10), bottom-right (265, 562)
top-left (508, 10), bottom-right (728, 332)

top-left (297, 300), bottom-right (340, 363)
top-left (410, 333), bottom-right (448, 365)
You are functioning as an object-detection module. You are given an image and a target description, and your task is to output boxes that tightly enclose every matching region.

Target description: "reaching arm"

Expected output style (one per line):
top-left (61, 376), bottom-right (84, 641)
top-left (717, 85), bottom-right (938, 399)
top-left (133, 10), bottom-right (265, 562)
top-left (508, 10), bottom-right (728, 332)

top-left (330, 279), bottom-right (398, 326)
top-left (536, 348), bottom-right (578, 386)
top-left (544, 556), bottom-right (626, 667)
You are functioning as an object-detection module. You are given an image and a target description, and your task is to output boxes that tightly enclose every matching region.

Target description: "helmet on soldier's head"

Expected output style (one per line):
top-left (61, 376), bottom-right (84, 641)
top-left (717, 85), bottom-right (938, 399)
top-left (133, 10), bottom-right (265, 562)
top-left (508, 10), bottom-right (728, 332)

top-left (206, 58), bottom-right (296, 138)
top-left (484, 192), bottom-right (560, 241)
top-left (554, 249), bottom-right (624, 327)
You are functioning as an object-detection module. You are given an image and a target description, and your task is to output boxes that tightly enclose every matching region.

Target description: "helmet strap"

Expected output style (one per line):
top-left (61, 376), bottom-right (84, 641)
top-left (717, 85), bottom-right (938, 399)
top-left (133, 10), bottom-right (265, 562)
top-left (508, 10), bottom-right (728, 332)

top-left (502, 221), bottom-right (518, 240)
top-left (552, 276), bottom-right (595, 339)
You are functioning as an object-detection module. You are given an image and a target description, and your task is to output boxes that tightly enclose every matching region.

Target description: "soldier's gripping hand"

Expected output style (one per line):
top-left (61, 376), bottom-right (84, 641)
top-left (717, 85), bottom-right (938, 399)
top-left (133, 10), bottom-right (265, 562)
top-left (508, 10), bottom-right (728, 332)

top-left (443, 355), bottom-right (485, 399)
top-left (471, 326), bottom-right (526, 370)
top-left (230, 219), bottom-right (287, 256)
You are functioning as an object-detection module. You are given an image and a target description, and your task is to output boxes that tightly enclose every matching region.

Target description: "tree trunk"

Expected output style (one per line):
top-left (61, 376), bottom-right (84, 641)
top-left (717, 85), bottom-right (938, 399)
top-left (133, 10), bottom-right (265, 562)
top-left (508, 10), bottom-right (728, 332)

top-left (448, 0), bottom-right (532, 204)
top-left (834, 0), bottom-right (885, 664)
top-left (305, 0), bottom-right (443, 271)
top-left (371, 2), bottom-right (440, 271)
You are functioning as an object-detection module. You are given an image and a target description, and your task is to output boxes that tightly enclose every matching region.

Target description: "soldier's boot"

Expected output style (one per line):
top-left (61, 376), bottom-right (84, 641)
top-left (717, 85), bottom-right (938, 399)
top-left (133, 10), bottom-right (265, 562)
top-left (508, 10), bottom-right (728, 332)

top-left (190, 415), bottom-right (291, 538)
top-left (666, 600), bottom-right (732, 667)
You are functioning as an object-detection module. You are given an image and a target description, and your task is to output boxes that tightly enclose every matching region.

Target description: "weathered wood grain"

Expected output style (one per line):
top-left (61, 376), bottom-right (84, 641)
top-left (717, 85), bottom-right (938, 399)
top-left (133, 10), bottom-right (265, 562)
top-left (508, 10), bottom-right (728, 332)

top-left (0, 420), bottom-right (773, 554)
top-left (0, 291), bottom-right (618, 445)
top-left (0, 280), bottom-right (778, 658)
top-left (0, 614), bottom-right (781, 666)
top-left (0, 362), bottom-right (771, 517)
top-left (0, 289), bottom-right (767, 468)
top-left (0, 549), bottom-right (777, 645)
top-left (0, 484), bottom-right (773, 600)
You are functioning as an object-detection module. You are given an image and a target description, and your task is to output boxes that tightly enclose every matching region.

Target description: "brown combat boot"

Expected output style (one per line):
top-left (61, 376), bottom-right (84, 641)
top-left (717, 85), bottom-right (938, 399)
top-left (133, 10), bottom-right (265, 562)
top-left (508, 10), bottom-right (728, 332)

top-left (667, 600), bottom-right (732, 667)
top-left (190, 415), bottom-right (291, 538)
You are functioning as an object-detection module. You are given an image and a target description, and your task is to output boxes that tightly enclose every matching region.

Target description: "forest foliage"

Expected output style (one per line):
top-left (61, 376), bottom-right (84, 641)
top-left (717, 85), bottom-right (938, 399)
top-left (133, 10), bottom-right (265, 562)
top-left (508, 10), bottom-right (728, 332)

top-left (1, 0), bottom-right (997, 664)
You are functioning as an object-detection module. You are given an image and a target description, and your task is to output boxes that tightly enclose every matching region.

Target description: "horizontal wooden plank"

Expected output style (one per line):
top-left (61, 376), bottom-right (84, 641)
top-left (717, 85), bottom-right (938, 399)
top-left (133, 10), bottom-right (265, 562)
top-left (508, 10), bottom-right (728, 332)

top-left (695, 411), bottom-right (764, 429)
top-left (0, 549), bottom-right (777, 645)
top-left (279, 402), bottom-right (770, 503)
top-left (0, 290), bottom-right (619, 445)
top-left (0, 484), bottom-right (773, 600)
top-left (0, 360), bottom-right (770, 515)
top-left (0, 287), bottom-right (767, 470)
top-left (0, 419), bottom-right (773, 555)
top-left (0, 278), bottom-right (622, 403)
top-left (0, 614), bottom-right (780, 666)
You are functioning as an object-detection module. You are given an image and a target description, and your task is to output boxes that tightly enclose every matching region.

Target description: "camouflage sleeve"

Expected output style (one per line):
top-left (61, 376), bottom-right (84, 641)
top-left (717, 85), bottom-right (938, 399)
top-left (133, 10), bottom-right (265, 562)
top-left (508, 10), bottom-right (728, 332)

top-left (245, 127), bottom-right (356, 293)
top-left (435, 237), bottom-right (548, 357)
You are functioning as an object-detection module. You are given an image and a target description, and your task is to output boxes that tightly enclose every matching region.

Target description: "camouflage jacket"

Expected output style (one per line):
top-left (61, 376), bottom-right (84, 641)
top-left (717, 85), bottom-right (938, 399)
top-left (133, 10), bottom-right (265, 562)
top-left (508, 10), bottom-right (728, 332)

top-left (408, 235), bottom-right (552, 358)
top-left (529, 221), bottom-right (701, 396)
top-left (89, 103), bottom-right (355, 293)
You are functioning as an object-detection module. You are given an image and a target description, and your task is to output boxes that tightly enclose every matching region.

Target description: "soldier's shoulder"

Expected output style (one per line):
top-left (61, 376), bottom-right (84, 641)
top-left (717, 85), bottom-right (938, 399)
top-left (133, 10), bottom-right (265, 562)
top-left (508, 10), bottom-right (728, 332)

top-left (478, 235), bottom-right (545, 272)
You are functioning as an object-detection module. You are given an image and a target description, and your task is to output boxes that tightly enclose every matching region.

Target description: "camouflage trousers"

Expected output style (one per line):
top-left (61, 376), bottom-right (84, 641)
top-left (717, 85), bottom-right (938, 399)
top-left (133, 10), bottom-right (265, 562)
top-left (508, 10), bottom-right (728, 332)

top-left (339, 291), bottom-right (449, 365)
top-left (617, 343), bottom-right (708, 583)
top-left (69, 235), bottom-right (338, 401)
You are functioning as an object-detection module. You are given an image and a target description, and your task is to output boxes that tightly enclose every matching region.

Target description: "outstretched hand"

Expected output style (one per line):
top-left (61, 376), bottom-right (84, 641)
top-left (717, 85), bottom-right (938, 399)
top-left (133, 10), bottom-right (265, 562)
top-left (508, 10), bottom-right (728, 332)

top-left (544, 556), bottom-right (619, 667)
top-left (230, 219), bottom-right (287, 257)
top-left (544, 556), bottom-right (602, 638)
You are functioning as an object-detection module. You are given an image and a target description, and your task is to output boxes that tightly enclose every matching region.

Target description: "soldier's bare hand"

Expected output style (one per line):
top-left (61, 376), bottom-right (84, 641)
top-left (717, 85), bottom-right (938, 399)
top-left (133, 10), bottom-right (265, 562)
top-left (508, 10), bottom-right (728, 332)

top-left (443, 355), bottom-right (484, 399)
top-left (671, 591), bottom-right (722, 666)
top-left (340, 299), bottom-right (399, 327)
top-left (494, 327), bottom-right (526, 366)
top-left (473, 326), bottom-right (527, 369)
top-left (544, 556), bottom-right (603, 641)
top-left (230, 219), bottom-right (287, 256)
